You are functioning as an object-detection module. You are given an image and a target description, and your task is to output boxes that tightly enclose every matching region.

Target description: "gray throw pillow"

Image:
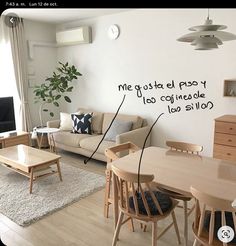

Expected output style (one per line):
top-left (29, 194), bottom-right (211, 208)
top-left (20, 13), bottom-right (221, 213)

top-left (104, 120), bottom-right (133, 142)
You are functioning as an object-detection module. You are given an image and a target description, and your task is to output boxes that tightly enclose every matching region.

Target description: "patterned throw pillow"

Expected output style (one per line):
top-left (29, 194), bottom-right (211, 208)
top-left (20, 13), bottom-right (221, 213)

top-left (71, 113), bottom-right (93, 134)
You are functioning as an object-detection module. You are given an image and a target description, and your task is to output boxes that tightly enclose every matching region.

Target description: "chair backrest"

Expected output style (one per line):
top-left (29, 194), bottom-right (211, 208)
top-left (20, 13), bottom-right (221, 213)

top-left (166, 141), bottom-right (203, 155)
top-left (112, 165), bottom-right (166, 219)
top-left (191, 186), bottom-right (236, 245)
top-left (105, 142), bottom-right (140, 163)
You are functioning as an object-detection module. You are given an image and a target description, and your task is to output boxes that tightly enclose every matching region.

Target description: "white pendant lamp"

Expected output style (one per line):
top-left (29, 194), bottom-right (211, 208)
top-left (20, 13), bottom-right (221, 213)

top-left (177, 9), bottom-right (236, 50)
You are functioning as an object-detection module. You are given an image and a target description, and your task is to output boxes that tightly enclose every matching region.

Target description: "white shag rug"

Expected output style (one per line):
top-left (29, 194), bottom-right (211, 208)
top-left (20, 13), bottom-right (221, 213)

top-left (0, 163), bottom-right (105, 226)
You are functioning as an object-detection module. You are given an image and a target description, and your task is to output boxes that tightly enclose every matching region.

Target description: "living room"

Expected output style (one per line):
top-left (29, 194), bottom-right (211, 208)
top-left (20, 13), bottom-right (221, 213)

top-left (0, 7), bottom-right (236, 246)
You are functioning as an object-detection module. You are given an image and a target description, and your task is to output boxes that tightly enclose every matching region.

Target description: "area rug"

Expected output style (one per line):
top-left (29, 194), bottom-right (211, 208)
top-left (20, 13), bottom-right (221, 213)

top-left (0, 163), bottom-right (105, 227)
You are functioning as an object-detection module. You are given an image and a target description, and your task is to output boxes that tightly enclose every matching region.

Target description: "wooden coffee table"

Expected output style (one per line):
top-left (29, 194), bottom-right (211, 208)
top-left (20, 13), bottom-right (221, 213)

top-left (0, 144), bottom-right (62, 194)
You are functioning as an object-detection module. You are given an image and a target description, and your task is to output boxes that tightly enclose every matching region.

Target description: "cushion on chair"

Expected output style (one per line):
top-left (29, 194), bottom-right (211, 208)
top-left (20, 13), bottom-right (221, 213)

top-left (204, 211), bottom-right (236, 244)
top-left (129, 191), bottom-right (173, 216)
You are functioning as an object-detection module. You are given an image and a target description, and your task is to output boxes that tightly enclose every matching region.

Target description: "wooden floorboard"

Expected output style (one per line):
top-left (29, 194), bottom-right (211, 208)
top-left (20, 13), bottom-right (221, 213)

top-left (0, 149), bottom-right (195, 246)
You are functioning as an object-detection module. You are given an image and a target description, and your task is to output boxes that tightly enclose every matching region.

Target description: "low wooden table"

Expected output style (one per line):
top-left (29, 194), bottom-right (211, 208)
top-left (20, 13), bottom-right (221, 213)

top-left (0, 144), bottom-right (62, 193)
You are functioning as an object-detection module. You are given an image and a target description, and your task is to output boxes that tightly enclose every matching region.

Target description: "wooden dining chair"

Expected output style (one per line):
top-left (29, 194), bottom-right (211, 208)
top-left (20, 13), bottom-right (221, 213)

top-left (158, 140), bottom-right (203, 246)
top-left (111, 165), bottom-right (181, 246)
top-left (166, 141), bottom-right (203, 154)
top-left (104, 142), bottom-right (140, 218)
top-left (191, 186), bottom-right (236, 246)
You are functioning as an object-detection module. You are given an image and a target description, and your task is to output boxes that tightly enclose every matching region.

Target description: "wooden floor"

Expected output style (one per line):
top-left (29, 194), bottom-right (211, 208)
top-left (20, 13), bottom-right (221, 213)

top-left (0, 150), bottom-right (195, 246)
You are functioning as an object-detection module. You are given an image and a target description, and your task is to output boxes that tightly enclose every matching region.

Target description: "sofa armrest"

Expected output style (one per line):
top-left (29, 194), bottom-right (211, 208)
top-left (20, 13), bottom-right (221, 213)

top-left (47, 120), bottom-right (60, 128)
top-left (116, 126), bottom-right (151, 148)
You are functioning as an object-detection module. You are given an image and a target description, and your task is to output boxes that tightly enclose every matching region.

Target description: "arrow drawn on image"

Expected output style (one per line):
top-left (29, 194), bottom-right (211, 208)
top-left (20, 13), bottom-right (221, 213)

top-left (84, 94), bottom-right (126, 164)
top-left (137, 112), bottom-right (164, 194)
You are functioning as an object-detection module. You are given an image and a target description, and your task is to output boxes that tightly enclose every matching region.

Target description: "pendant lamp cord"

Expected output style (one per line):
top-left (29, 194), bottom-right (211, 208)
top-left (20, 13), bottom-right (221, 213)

top-left (207, 8), bottom-right (210, 20)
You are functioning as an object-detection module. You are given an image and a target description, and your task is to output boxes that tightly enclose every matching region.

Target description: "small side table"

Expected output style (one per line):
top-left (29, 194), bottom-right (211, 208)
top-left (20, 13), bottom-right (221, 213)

top-left (36, 128), bottom-right (60, 153)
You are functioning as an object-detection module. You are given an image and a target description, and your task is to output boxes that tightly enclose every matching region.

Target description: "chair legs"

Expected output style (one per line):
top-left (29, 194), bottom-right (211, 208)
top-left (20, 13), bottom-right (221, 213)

top-left (112, 214), bottom-right (180, 246)
top-left (112, 211), bottom-right (124, 246)
top-left (152, 222), bottom-right (157, 246)
top-left (183, 201), bottom-right (188, 246)
top-left (104, 169), bottom-right (112, 218)
top-left (193, 239), bottom-right (202, 246)
top-left (171, 211), bottom-right (181, 245)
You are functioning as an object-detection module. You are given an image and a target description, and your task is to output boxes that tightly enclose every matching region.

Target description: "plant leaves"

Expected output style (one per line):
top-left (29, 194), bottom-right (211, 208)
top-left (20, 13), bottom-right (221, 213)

top-left (33, 62), bottom-right (81, 116)
top-left (62, 81), bottom-right (68, 89)
top-left (75, 71), bottom-right (82, 76)
top-left (67, 86), bottom-right (73, 92)
top-left (55, 95), bottom-right (61, 100)
top-left (53, 101), bottom-right (59, 107)
top-left (64, 96), bottom-right (71, 103)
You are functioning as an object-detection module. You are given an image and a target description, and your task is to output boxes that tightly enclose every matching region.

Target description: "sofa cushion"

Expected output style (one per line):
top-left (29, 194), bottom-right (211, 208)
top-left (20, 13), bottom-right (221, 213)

top-left (71, 113), bottom-right (92, 134)
top-left (80, 135), bottom-right (116, 154)
top-left (59, 112), bottom-right (73, 131)
top-left (54, 131), bottom-right (94, 148)
top-left (102, 113), bottom-right (143, 134)
top-left (104, 119), bottom-right (132, 142)
top-left (77, 108), bottom-right (104, 134)
top-left (59, 112), bottom-right (80, 131)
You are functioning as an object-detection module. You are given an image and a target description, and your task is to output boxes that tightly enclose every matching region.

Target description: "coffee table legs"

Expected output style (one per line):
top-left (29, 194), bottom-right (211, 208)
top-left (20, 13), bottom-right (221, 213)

top-left (56, 160), bottom-right (63, 181)
top-left (29, 167), bottom-right (34, 194)
top-left (29, 162), bottom-right (62, 194)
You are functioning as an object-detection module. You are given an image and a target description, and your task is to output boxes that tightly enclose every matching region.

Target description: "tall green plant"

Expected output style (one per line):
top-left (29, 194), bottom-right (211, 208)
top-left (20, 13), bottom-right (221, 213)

top-left (33, 62), bottom-right (82, 126)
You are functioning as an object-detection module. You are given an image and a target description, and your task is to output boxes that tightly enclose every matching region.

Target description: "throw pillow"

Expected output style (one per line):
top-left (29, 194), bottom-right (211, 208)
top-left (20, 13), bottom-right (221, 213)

top-left (71, 113), bottom-right (93, 134)
top-left (104, 119), bottom-right (132, 142)
top-left (59, 112), bottom-right (80, 131)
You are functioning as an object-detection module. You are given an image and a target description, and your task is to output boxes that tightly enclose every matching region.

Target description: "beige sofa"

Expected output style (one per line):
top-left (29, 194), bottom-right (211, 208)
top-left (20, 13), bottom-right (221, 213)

top-left (47, 108), bottom-right (150, 162)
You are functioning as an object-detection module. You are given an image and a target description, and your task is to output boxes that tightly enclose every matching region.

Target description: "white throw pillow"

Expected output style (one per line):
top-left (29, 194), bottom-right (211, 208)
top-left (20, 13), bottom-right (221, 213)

top-left (59, 112), bottom-right (80, 131)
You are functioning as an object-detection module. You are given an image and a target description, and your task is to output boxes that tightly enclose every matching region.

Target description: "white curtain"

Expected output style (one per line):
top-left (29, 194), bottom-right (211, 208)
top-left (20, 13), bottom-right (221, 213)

top-left (0, 16), bottom-right (21, 129)
top-left (8, 17), bottom-right (32, 132)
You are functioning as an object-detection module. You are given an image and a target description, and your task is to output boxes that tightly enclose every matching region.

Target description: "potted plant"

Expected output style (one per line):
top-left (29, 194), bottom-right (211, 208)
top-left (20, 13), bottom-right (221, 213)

top-left (33, 61), bottom-right (82, 126)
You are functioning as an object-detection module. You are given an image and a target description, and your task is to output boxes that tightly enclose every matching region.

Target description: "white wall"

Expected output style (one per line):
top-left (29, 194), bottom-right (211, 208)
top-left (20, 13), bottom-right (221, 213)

top-left (24, 20), bottom-right (58, 127)
top-left (35, 9), bottom-right (236, 157)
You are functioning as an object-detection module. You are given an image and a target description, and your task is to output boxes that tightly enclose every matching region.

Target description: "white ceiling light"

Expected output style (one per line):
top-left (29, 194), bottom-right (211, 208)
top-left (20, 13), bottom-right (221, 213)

top-left (177, 9), bottom-right (236, 50)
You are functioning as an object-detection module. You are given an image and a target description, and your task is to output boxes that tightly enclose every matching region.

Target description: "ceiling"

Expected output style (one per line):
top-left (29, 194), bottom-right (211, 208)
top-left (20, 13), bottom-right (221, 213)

top-left (2, 8), bottom-right (132, 24)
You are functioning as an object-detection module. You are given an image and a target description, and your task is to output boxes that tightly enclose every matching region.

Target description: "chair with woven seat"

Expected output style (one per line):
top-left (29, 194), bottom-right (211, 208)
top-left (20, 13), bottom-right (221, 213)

top-left (111, 165), bottom-right (181, 246)
top-left (104, 142), bottom-right (140, 218)
top-left (158, 140), bottom-right (203, 246)
top-left (191, 186), bottom-right (236, 246)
